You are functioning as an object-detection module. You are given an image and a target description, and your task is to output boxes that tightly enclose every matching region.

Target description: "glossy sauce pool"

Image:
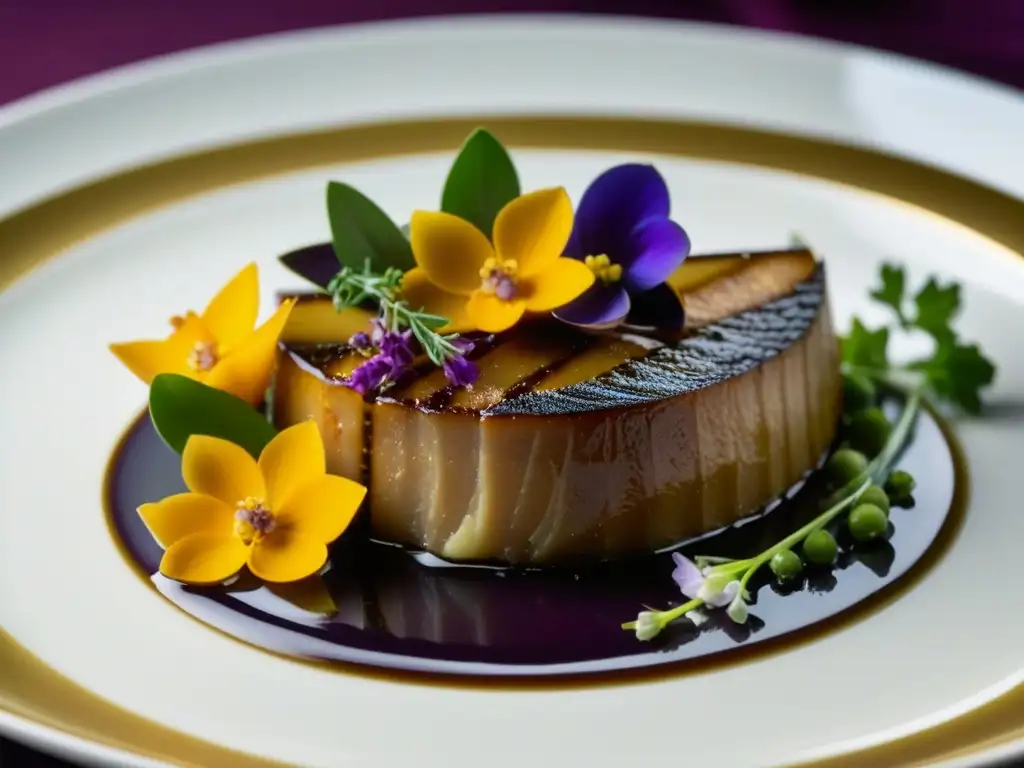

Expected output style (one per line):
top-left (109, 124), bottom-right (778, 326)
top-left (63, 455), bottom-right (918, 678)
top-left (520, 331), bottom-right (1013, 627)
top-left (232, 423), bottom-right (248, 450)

top-left (106, 401), bottom-right (961, 685)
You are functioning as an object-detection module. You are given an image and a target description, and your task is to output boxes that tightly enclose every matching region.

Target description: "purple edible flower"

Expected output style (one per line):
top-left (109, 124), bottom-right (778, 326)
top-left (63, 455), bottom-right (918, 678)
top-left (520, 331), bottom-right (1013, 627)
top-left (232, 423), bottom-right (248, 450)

top-left (442, 337), bottom-right (479, 388)
top-left (348, 331), bottom-right (372, 350)
top-left (378, 329), bottom-right (416, 371)
top-left (553, 164), bottom-right (690, 331)
top-left (344, 324), bottom-right (418, 395)
top-left (345, 354), bottom-right (395, 395)
top-left (443, 355), bottom-right (479, 388)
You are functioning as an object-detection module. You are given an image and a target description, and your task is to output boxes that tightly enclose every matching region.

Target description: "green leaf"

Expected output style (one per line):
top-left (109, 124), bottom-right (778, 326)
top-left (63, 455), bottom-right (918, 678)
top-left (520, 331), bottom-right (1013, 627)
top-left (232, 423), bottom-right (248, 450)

top-left (441, 128), bottom-right (520, 237)
top-left (841, 318), bottom-right (890, 370)
top-left (326, 182), bottom-right (415, 273)
top-left (909, 335), bottom-right (996, 414)
top-left (413, 313), bottom-right (450, 331)
top-left (912, 277), bottom-right (961, 344)
top-left (870, 263), bottom-right (908, 327)
top-left (149, 374), bottom-right (277, 458)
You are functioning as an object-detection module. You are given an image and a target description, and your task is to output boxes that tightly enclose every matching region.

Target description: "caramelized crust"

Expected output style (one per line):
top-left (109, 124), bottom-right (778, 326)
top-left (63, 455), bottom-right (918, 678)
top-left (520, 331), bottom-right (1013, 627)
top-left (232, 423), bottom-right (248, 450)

top-left (271, 248), bottom-right (841, 564)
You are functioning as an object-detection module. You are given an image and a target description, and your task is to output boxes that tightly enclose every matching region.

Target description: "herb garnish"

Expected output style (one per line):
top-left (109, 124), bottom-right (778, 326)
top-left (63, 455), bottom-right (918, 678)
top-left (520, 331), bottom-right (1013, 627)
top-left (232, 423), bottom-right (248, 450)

top-left (624, 262), bottom-right (995, 641)
top-left (844, 262), bottom-right (995, 413)
top-left (326, 262), bottom-right (478, 393)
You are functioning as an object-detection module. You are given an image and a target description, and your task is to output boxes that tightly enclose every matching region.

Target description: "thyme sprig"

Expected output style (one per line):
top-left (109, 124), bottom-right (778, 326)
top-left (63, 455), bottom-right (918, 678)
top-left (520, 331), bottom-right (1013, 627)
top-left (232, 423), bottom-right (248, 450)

top-left (326, 261), bottom-right (461, 367)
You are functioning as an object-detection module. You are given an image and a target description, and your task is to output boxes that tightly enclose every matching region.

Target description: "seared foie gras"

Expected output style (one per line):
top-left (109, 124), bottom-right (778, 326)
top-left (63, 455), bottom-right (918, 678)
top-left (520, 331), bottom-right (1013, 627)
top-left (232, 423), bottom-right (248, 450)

top-left (272, 248), bottom-right (841, 564)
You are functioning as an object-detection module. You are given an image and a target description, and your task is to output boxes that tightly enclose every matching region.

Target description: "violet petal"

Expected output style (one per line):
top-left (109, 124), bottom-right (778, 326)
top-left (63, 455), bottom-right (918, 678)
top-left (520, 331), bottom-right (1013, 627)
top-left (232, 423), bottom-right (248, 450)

top-left (443, 354), bottom-right (480, 388)
top-left (551, 283), bottom-right (631, 329)
top-left (279, 242), bottom-right (339, 289)
top-left (622, 218), bottom-right (691, 294)
top-left (348, 331), bottom-right (371, 349)
top-left (671, 553), bottom-right (705, 600)
top-left (563, 226), bottom-right (586, 261)
top-left (345, 353), bottom-right (394, 395)
top-left (625, 283), bottom-right (685, 333)
top-left (572, 164), bottom-right (671, 265)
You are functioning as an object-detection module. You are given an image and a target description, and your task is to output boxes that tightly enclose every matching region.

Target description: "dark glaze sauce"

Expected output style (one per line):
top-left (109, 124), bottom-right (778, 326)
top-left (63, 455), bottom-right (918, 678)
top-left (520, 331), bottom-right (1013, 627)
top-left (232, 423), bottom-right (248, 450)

top-left (106, 399), bottom-right (962, 685)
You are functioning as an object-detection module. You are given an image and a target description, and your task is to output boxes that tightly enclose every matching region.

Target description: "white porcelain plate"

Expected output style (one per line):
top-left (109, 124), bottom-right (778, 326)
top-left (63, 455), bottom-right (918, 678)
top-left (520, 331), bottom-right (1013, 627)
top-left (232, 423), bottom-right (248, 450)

top-left (2, 16), bottom-right (1024, 768)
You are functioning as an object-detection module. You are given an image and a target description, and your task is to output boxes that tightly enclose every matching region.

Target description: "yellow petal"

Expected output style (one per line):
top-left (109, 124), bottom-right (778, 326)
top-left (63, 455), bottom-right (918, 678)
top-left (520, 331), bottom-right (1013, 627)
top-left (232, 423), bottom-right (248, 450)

top-left (108, 312), bottom-right (211, 384)
top-left (159, 532), bottom-right (248, 585)
top-left (466, 291), bottom-right (527, 333)
top-left (258, 420), bottom-right (325, 510)
top-left (401, 268), bottom-right (475, 333)
top-left (182, 434), bottom-right (265, 505)
top-left (492, 187), bottom-right (573, 278)
top-left (109, 340), bottom-right (191, 385)
top-left (248, 531), bottom-right (327, 583)
top-left (205, 299), bottom-right (294, 406)
top-left (277, 475), bottom-right (367, 543)
top-left (138, 492), bottom-right (235, 549)
top-left (521, 258), bottom-right (596, 312)
top-left (201, 262), bottom-right (259, 353)
top-left (409, 210), bottom-right (493, 295)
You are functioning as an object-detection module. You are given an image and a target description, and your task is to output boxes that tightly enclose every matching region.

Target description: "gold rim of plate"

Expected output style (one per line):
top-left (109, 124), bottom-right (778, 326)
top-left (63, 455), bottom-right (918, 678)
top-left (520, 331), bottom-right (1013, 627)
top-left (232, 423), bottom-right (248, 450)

top-left (2, 115), bottom-right (1023, 768)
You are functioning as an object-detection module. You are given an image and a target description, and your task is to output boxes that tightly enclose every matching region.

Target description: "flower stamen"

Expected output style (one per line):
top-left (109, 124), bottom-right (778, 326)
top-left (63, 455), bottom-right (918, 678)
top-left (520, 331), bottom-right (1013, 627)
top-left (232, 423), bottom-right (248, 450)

top-left (584, 254), bottom-right (622, 285)
top-left (478, 257), bottom-right (519, 301)
top-left (234, 497), bottom-right (276, 545)
top-left (187, 341), bottom-right (219, 372)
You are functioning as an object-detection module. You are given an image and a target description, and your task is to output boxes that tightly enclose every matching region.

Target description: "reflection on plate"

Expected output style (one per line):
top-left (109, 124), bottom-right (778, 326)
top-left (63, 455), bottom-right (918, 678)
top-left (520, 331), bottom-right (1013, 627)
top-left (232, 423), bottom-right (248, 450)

top-left (108, 397), bottom-right (957, 680)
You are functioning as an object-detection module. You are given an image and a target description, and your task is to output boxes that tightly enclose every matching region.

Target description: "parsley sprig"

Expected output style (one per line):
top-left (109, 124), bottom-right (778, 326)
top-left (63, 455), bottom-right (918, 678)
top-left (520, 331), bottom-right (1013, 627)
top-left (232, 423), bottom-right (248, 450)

top-left (843, 263), bottom-right (996, 414)
top-left (326, 261), bottom-right (462, 366)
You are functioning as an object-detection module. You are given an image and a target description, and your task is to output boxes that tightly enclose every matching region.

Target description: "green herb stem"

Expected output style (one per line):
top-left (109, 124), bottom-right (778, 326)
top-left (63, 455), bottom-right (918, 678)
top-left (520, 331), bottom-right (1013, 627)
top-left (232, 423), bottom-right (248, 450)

top-left (739, 384), bottom-right (922, 594)
top-left (625, 383), bottom-right (922, 638)
top-left (621, 597), bottom-right (704, 632)
top-left (736, 477), bottom-right (870, 595)
top-left (327, 262), bottom-right (458, 366)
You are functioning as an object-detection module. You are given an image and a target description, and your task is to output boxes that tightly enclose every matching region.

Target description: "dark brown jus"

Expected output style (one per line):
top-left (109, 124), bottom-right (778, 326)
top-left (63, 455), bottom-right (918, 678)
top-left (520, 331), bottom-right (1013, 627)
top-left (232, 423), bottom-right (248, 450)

top-left (273, 249), bottom-right (843, 565)
top-left (107, 400), bottom-right (957, 682)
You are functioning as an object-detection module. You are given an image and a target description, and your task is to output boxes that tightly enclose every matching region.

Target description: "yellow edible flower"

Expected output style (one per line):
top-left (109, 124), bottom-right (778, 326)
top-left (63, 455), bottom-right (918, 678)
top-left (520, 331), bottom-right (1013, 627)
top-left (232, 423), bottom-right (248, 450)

top-left (138, 421), bottom-right (366, 585)
top-left (402, 188), bottom-right (595, 333)
top-left (109, 263), bottom-right (294, 406)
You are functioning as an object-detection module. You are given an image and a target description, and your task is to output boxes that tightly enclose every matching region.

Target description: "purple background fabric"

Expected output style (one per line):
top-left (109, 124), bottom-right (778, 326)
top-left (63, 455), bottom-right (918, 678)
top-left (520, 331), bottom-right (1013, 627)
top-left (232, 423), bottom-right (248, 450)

top-left (1, 0), bottom-right (1024, 106)
top-left (1, 2), bottom-right (1023, 766)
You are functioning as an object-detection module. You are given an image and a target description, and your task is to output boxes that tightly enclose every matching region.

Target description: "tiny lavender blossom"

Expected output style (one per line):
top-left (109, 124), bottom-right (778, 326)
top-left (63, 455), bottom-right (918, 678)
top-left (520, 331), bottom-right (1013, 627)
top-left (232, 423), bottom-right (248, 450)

top-left (346, 353), bottom-right (395, 395)
top-left (348, 331), bottom-right (371, 350)
top-left (671, 552), bottom-right (740, 607)
top-left (443, 353), bottom-right (479, 388)
top-left (442, 338), bottom-right (479, 388)
top-left (554, 164), bottom-right (691, 331)
top-left (379, 328), bottom-right (416, 372)
top-left (344, 320), bottom-right (419, 395)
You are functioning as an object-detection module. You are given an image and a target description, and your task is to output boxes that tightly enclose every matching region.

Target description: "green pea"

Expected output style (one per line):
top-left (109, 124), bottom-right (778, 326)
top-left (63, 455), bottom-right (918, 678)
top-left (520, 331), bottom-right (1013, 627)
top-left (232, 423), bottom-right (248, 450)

top-left (769, 550), bottom-right (804, 581)
top-left (846, 407), bottom-right (893, 458)
top-left (885, 469), bottom-right (917, 506)
top-left (842, 371), bottom-right (876, 412)
top-left (857, 484), bottom-right (890, 513)
top-left (803, 529), bottom-right (838, 565)
top-left (848, 503), bottom-right (889, 542)
top-left (825, 448), bottom-right (868, 489)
